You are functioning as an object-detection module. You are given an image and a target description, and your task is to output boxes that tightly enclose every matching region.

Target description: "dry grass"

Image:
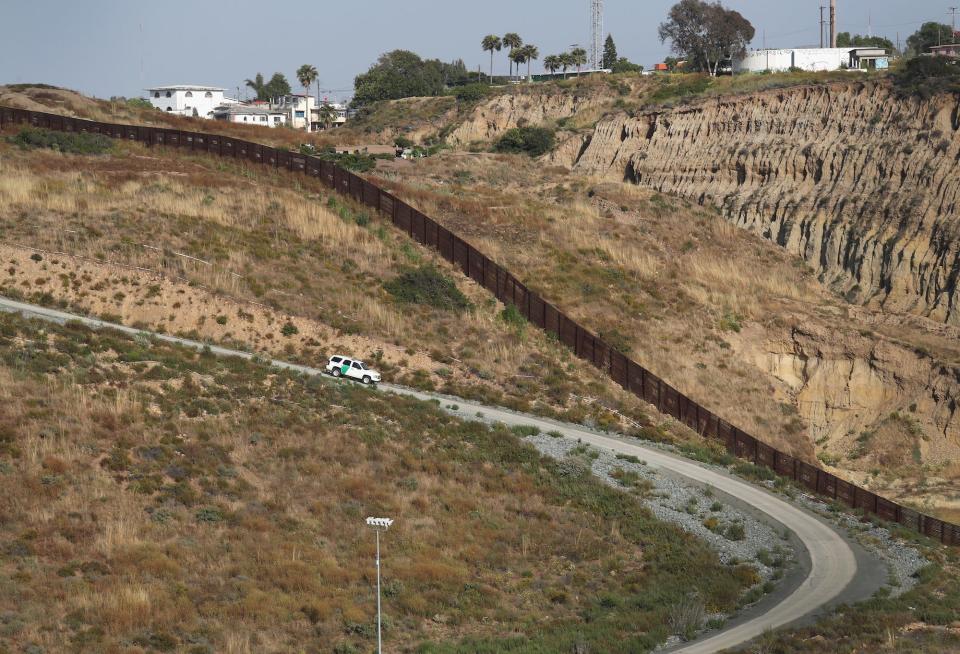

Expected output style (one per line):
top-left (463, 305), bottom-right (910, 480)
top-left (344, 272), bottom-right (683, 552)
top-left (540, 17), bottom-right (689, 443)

top-left (0, 312), bottom-right (752, 652)
top-left (0, 135), bottom-right (663, 438)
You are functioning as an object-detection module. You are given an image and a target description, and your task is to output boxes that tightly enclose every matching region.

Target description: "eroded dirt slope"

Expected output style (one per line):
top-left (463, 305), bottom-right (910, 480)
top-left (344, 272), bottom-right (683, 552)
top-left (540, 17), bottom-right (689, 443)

top-left (565, 81), bottom-right (960, 325)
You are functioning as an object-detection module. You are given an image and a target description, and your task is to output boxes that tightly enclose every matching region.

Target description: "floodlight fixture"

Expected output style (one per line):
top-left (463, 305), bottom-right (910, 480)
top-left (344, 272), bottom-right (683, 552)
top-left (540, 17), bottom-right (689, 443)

top-left (365, 516), bottom-right (394, 654)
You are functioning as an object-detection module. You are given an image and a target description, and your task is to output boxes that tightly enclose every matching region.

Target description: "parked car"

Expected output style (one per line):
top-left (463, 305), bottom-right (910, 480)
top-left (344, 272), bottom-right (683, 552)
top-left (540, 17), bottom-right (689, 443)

top-left (325, 355), bottom-right (382, 385)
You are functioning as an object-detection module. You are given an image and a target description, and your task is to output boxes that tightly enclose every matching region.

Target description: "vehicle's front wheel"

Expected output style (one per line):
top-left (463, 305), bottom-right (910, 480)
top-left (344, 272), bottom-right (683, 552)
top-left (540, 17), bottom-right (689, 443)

top-left (332, 369), bottom-right (341, 378)
top-left (362, 375), bottom-right (372, 385)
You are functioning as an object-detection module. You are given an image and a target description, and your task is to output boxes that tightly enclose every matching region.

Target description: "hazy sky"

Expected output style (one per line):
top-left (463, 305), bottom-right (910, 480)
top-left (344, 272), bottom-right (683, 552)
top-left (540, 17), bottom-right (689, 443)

top-left (0, 1), bottom-right (950, 102)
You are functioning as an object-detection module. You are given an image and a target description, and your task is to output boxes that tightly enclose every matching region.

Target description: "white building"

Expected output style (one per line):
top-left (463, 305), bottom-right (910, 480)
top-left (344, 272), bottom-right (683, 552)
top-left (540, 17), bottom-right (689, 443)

top-left (733, 47), bottom-right (889, 74)
top-left (212, 105), bottom-right (287, 128)
top-left (272, 94), bottom-right (316, 130)
top-left (146, 85), bottom-right (230, 119)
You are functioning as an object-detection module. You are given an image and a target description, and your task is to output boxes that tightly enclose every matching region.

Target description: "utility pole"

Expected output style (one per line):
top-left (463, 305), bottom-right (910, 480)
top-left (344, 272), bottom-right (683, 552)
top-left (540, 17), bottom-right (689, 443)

top-left (365, 517), bottom-right (393, 654)
top-left (950, 7), bottom-right (958, 43)
top-left (819, 6), bottom-right (824, 48)
top-left (830, 0), bottom-right (837, 48)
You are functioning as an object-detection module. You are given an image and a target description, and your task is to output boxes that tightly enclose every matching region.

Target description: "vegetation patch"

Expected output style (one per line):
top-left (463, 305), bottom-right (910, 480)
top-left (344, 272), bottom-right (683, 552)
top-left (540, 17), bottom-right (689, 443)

top-left (893, 56), bottom-right (960, 99)
top-left (9, 127), bottom-right (113, 155)
top-left (494, 127), bottom-right (556, 157)
top-left (384, 265), bottom-right (470, 310)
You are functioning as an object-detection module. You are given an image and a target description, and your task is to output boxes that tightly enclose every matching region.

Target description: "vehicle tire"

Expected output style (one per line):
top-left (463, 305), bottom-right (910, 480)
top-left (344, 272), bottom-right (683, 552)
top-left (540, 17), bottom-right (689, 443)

top-left (332, 369), bottom-right (341, 378)
top-left (362, 375), bottom-right (372, 385)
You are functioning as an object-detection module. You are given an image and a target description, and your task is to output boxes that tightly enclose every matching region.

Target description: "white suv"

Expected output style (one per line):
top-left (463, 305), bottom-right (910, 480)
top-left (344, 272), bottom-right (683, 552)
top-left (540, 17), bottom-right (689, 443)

top-left (326, 355), bottom-right (382, 385)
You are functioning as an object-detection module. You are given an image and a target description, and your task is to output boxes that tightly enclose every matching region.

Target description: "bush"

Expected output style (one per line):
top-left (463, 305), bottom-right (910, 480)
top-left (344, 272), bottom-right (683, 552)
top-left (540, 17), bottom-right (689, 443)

top-left (384, 265), bottom-right (469, 311)
top-left (499, 304), bottom-right (526, 328)
top-left (494, 127), bottom-right (556, 157)
top-left (893, 56), bottom-right (960, 99)
top-left (10, 127), bottom-right (113, 155)
top-left (452, 83), bottom-right (491, 103)
top-left (281, 321), bottom-right (299, 337)
top-left (668, 593), bottom-right (705, 641)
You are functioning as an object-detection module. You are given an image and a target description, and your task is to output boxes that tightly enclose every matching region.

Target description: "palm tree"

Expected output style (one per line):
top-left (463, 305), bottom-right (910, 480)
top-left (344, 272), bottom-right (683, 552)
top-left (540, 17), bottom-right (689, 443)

top-left (559, 53), bottom-right (574, 79)
top-left (510, 49), bottom-right (527, 81)
top-left (521, 45), bottom-right (539, 83)
top-left (318, 103), bottom-right (336, 130)
top-left (245, 73), bottom-right (266, 101)
top-left (544, 54), bottom-right (561, 76)
top-left (482, 35), bottom-right (502, 81)
top-left (296, 64), bottom-right (319, 132)
top-left (503, 33), bottom-right (523, 80)
top-left (570, 48), bottom-right (588, 76)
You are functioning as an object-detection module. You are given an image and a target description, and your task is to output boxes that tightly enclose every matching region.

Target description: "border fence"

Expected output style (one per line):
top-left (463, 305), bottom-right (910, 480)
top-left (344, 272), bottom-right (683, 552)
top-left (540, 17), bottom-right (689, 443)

top-left (2, 106), bottom-right (957, 546)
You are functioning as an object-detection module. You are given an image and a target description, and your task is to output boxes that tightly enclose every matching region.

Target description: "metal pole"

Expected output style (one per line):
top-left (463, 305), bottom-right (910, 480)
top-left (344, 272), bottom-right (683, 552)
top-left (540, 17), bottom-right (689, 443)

top-left (820, 6), bottom-right (825, 49)
top-left (829, 0), bottom-right (836, 48)
top-left (376, 528), bottom-right (382, 654)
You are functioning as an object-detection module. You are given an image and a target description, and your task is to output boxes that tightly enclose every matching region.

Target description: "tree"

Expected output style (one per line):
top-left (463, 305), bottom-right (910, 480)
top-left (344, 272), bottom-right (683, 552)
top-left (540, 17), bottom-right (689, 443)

top-left (318, 103), bottom-right (336, 130)
top-left (353, 50), bottom-right (451, 106)
top-left (559, 52), bottom-right (574, 78)
top-left (570, 47), bottom-right (588, 76)
top-left (603, 34), bottom-right (618, 69)
top-left (544, 54), bottom-right (562, 76)
top-left (264, 73), bottom-right (291, 100)
top-left (510, 49), bottom-right (527, 80)
top-left (244, 73), bottom-right (265, 101)
top-left (246, 72), bottom-right (292, 101)
top-left (611, 58), bottom-right (643, 74)
top-left (893, 55), bottom-right (960, 98)
top-left (296, 64), bottom-right (319, 132)
top-left (503, 33), bottom-right (523, 79)
top-left (482, 35), bottom-right (502, 80)
top-left (520, 45), bottom-right (539, 82)
top-left (658, 0), bottom-right (755, 76)
top-left (906, 22), bottom-right (954, 56)
top-left (836, 32), bottom-right (895, 51)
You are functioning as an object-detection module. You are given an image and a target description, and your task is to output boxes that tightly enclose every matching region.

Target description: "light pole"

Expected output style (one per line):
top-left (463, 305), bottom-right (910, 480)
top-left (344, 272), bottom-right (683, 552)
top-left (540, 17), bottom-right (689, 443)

top-left (365, 517), bottom-right (393, 654)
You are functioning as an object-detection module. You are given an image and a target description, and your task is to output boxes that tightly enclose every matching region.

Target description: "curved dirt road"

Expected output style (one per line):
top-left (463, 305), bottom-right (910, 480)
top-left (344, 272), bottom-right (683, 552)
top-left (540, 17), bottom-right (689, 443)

top-left (0, 297), bottom-right (859, 653)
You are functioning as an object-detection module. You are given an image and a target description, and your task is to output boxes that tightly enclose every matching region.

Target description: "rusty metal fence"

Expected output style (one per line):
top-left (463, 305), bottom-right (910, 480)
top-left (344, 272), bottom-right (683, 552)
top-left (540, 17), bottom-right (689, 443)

top-left (3, 106), bottom-right (957, 546)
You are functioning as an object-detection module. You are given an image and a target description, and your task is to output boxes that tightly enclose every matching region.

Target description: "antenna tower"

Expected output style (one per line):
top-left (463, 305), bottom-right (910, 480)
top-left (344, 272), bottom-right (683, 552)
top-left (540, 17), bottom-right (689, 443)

top-left (591, 0), bottom-right (604, 70)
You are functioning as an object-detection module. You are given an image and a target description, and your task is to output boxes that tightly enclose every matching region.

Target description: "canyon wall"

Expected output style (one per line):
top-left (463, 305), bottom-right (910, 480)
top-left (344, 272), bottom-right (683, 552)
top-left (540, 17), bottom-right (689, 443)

top-left (566, 82), bottom-right (960, 324)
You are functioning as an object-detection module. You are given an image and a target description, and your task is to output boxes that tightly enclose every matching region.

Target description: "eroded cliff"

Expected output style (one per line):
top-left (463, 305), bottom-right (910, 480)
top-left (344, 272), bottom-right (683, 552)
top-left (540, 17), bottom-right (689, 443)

top-left (566, 82), bottom-right (960, 324)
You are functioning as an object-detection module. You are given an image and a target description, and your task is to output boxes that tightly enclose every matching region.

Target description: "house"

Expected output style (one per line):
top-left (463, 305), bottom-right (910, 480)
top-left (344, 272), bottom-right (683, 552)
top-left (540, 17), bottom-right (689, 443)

top-left (929, 43), bottom-right (960, 58)
top-left (146, 85), bottom-right (229, 118)
top-left (849, 47), bottom-right (889, 70)
top-left (212, 105), bottom-right (287, 128)
top-left (733, 47), bottom-right (889, 73)
top-left (272, 94), bottom-right (316, 130)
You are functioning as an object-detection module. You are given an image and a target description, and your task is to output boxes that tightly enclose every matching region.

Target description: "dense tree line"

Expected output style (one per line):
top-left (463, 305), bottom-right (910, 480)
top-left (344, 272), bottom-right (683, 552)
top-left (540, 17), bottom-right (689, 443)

top-left (352, 51), bottom-right (473, 107)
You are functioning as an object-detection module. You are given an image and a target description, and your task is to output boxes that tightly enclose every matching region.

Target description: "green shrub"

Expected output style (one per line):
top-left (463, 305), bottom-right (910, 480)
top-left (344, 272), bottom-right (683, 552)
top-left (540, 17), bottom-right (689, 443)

top-left (452, 83), bottom-right (491, 103)
top-left (648, 75), bottom-right (711, 104)
top-left (195, 507), bottom-right (224, 523)
top-left (893, 56), bottom-right (960, 99)
top-left (281, 321), bottom-right (299, 337)
top-left (10, 128), bottom-right (113, 155)
top-left (724, 523), bottom-right (745, 541)
top-left (384, 265), bottom-right (469, 311)
top-left (494, 127), bottom-right (556, 157)
top-left (499, 304), bottom-right (526, 328)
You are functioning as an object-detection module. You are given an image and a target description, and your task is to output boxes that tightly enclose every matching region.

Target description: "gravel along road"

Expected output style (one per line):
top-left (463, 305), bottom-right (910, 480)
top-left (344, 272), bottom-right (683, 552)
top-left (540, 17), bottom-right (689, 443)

top-left (0, 297), bottom-right (891, 652)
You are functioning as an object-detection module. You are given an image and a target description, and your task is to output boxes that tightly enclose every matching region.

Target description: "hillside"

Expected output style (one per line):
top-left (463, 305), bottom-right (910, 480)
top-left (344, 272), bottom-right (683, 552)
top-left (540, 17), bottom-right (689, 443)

top-left (7, 78), bottom-right (960, 523)
top-left (0, 310), bottom-right (756, 653)
top-left (5, 79), bottom-right (960, 652)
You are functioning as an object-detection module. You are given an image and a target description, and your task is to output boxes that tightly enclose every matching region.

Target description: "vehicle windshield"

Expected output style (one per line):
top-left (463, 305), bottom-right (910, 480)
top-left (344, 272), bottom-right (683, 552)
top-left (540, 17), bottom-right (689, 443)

top-left (356, 361), bottom-right (367, 370)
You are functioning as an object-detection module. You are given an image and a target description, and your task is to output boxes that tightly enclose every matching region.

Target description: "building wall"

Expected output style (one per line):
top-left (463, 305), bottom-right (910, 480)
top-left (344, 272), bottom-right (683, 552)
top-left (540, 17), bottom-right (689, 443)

top-left (223, 113), bottom-right (286, 128)
top-left (148, 89), bottom-right (224, 119)
top-left (734, 48), bottom-right (849, 73)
